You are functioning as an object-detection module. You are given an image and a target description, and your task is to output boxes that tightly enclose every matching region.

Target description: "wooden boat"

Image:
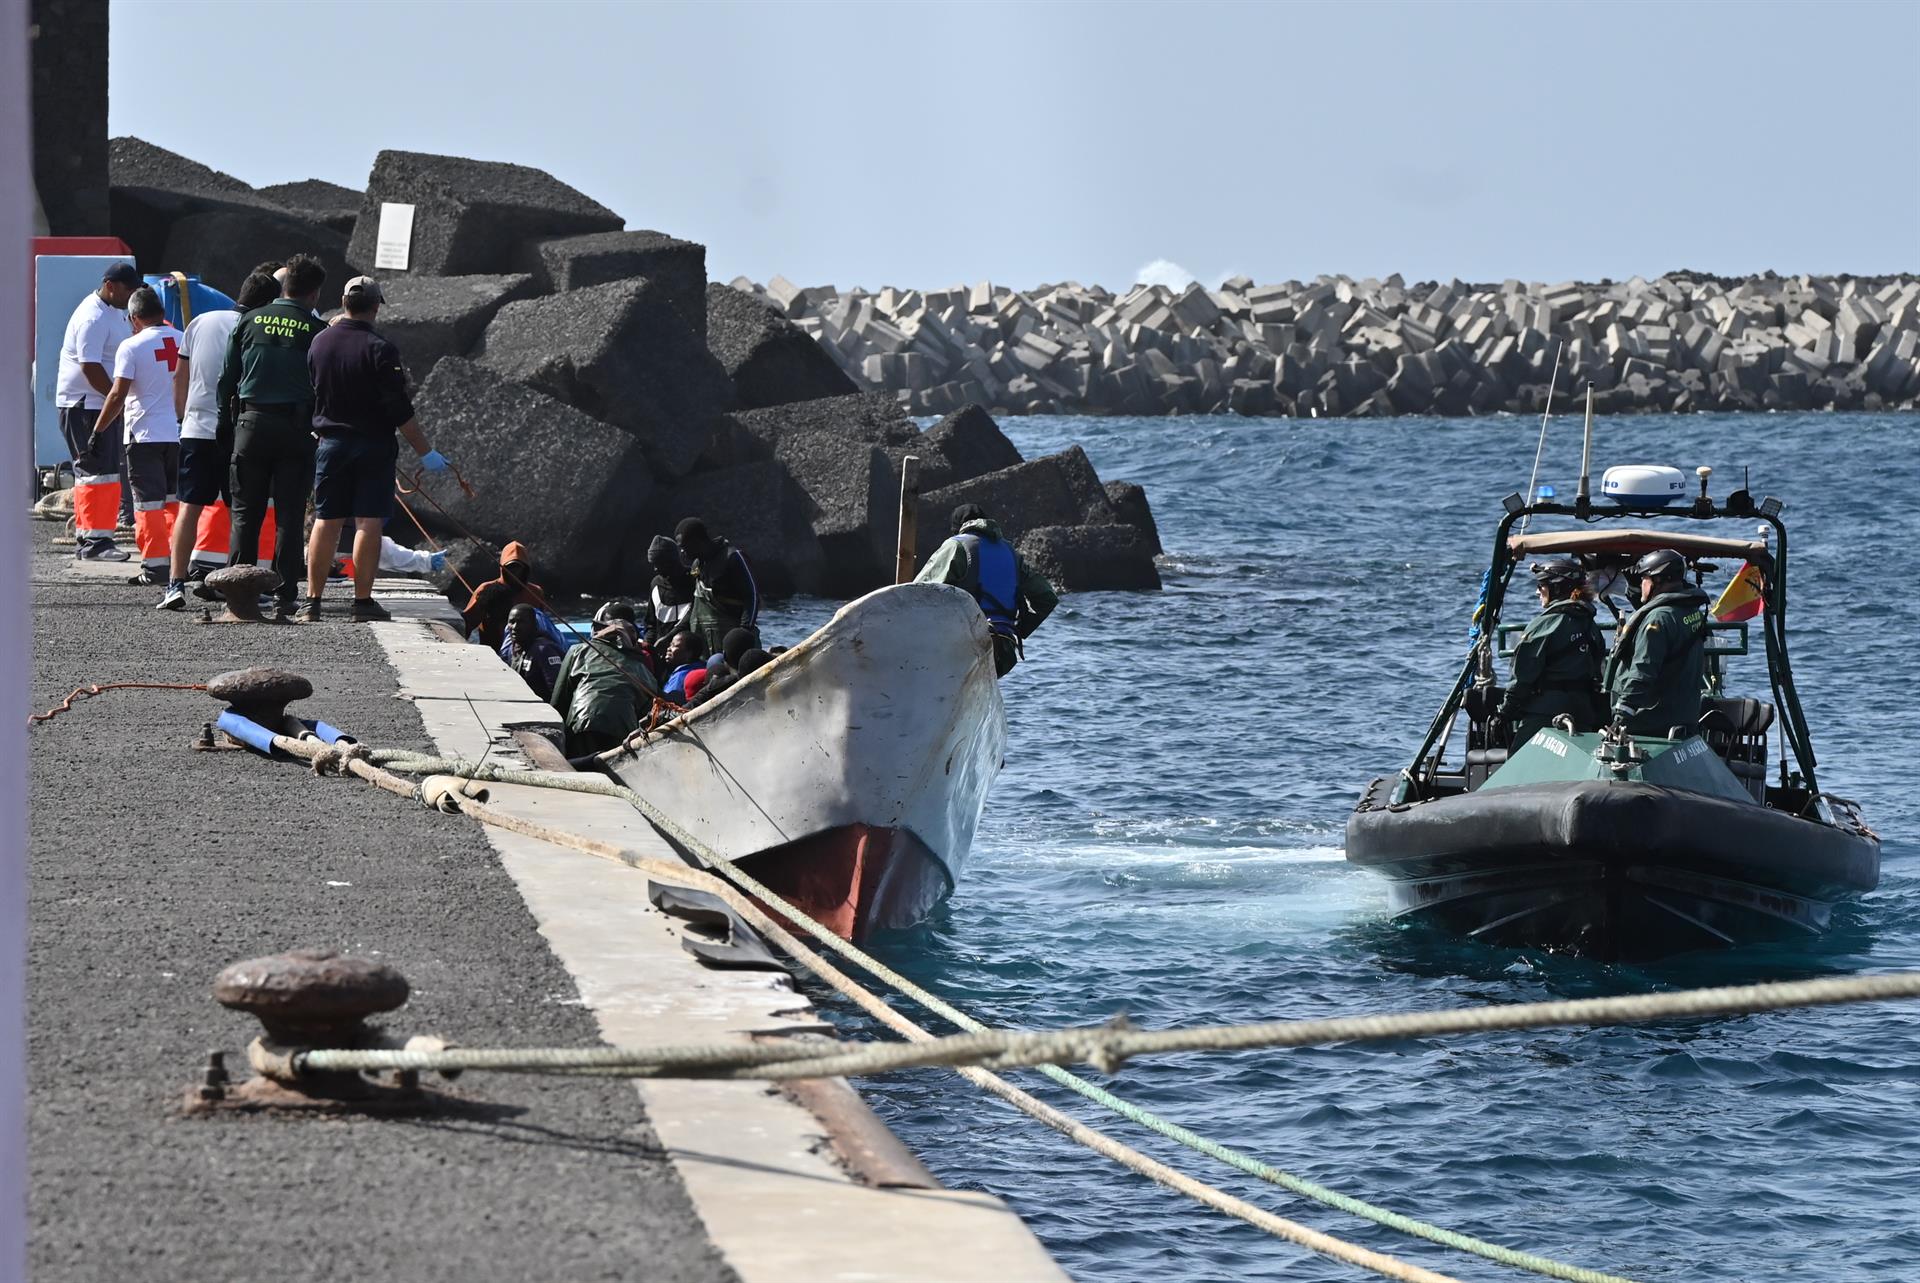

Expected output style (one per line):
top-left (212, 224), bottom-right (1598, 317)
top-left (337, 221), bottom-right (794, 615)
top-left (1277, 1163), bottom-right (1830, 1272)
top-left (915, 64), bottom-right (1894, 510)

top-left (1344, 475), bottom-right (1880, 960)
top-left (610, 582), bottom-right (1007, 941)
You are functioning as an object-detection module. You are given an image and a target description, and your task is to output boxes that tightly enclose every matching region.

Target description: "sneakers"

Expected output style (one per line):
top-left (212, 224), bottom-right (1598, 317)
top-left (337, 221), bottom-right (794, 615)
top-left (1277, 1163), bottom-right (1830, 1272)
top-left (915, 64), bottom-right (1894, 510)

top-left (291, 597), bottom-right (321, 623)
top-left (350, 597), bottom-right (392, 623)
top-left (125, 567), bottom-right (167, 587)
top-left (157, 583), bottom-right (186, 611)
top-left (77, 540), bottom-right (131, 562)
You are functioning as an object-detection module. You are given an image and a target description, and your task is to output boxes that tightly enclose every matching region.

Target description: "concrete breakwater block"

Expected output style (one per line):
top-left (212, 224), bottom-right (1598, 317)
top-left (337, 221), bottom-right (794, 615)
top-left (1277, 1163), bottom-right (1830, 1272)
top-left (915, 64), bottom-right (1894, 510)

top-left (654, 460), bottom-right (825, 598)
top-left (346, 150), bottom-right (624, 278)
top-left (1018, 524), bottom-right (1162, 593)
top-left (257, 178), bottom-right (363, 235)
top-left (917, 446), bottom-right (1116, 555)
top-left (1101, 481), bottom-right (1162, 556)
top-left (730, 403), bottom-right (895, 594)
top-left (706, 284), bottom-right (858, 410)
top-left (474, 277), bottom-right (734, 478)
top-left (31, 0), bottom-right (110, 236)
top-left (913, 404), bottom-right (1022, 492)
top-left (759, 271), bottom-right (1920, 417)
top-left (374, 274), bottom-right (540, 384)
top-left (109, 137), bottom-right (352, 305)
top-left (411, 358), bottom-right (655, 592)
top-left (522, 231), bottom-right (708, 337)
top-left (160, 207), bottom-right (353, 311)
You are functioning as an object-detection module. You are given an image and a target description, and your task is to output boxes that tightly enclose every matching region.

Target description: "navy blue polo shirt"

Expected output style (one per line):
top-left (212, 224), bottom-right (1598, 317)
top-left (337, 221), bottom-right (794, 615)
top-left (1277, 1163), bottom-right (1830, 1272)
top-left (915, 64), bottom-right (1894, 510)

top-left (308, 318), bottom-right (415, 437)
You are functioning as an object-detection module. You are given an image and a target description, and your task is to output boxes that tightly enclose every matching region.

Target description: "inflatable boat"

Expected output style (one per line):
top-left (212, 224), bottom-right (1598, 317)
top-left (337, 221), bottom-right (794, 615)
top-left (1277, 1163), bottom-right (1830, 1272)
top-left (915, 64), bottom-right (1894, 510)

top-left (1345, 460), bottom-right (1880, 960)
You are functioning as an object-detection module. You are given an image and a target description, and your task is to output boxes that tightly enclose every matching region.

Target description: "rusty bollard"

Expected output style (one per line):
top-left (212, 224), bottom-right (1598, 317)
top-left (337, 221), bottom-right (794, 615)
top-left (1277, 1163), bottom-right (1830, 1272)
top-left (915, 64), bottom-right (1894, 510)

top-left (203, 564), bottom-right (282, 623)
top-left (207, 667), bottom-right (313, 733)
top-left (212, 949), bottom-right (410, 1103)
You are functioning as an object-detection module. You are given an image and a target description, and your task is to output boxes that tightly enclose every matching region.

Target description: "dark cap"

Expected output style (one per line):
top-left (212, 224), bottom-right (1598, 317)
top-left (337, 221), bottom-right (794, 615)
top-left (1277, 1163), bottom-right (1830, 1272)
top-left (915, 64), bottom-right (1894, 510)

top-left (342, 275), bottom-right (384, 305)
top-left (101, 262), bottom-right (143, 287)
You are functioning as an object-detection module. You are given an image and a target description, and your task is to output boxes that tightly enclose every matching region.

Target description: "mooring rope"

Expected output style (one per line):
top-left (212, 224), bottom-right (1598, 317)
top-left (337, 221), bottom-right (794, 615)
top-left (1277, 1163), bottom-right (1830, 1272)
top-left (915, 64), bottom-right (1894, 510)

top-left (29, 680), bottom-right (209, 726)
top-left (285, 743), bottom-right (1919, 1282)
top-left (353, 749), bottom-right (1697, 1281)
top-left (299, 971), bottom-right (1920, 1083)
top-left (276, 739), bottom-right (1464, 1283)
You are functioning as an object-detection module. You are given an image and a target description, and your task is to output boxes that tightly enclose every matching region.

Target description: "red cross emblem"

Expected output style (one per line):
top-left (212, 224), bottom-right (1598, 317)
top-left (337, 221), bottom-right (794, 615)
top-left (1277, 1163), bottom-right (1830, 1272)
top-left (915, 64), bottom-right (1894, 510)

top-left (154, 336), bottom-right (181, 372)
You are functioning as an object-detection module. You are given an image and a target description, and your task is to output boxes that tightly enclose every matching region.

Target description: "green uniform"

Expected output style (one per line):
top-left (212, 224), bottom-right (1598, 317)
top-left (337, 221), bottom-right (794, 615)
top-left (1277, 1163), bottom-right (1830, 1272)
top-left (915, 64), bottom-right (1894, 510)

top-left (1499, 598), bottom-right (1607, 745)
top-left (914, 518), bottom-right (1059, 676)
top-left (215, 298), bottom-right (324, 435)
top-left (1603, 585), bottom-right (1711, 737)
top-left (549, 637), bottom-right (661, 757)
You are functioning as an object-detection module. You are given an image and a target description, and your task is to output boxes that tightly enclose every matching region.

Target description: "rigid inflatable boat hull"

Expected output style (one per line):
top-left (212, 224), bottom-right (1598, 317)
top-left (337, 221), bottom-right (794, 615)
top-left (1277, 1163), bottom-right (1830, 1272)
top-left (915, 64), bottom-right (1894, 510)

top-left (1346, 780), bottom-right (1880, 959)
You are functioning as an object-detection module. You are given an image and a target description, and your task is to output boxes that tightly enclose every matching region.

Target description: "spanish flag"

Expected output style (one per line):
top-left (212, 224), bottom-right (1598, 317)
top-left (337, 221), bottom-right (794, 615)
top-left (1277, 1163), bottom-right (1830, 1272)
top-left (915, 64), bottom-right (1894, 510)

top-left (1713, 561), bottom-right (1765, 622)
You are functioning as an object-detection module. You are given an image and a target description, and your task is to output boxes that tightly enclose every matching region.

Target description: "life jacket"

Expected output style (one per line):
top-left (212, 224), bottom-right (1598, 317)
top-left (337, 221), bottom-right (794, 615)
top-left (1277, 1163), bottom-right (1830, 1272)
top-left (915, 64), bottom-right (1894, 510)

top-left (957, 532), bottom-right (1019, 636)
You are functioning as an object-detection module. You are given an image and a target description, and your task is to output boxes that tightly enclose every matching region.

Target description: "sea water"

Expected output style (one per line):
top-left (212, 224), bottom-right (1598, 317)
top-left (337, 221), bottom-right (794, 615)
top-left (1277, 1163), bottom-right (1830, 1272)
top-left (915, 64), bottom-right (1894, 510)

top-left (762, 412), bottom-right (1920, 1283)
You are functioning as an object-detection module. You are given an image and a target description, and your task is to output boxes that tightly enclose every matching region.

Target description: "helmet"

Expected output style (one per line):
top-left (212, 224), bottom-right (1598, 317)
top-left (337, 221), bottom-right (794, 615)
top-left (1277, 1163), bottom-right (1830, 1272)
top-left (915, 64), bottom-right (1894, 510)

top-left (1528, 557), bottom-right (1585, 589)
top-left (1627, 548), bottom-right (1688, 582)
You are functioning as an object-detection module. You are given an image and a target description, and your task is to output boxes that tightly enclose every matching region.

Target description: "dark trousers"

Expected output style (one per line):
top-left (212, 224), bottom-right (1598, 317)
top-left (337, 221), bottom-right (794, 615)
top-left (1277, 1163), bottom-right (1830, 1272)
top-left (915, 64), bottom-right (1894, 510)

top-left (229, 407), bottom-right (314, 600)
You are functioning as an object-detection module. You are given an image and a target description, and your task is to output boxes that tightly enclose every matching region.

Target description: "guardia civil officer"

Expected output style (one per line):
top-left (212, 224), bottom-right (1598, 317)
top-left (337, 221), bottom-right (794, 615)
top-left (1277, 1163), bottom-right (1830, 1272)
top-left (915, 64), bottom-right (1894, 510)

top-left (914, 503), bottom-right (1059, 677)
top-left (215, 253), bottom-right (328, 616)
top-left (1497, 558), bottom-right (1607, 746)
top-left (1603, 548), bottom-right (1712, 737)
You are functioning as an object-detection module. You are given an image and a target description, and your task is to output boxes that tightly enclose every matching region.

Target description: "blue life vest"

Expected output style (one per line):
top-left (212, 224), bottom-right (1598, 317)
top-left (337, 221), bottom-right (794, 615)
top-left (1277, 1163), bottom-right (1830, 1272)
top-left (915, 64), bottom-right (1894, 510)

top-left (957, 533), bottom-right (1018, 635)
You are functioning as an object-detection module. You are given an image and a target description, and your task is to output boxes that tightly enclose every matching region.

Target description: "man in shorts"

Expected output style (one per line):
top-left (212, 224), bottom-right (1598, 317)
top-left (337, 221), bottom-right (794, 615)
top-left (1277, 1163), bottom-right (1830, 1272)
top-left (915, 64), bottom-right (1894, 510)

top-left (89, 287), bottom-right (183, 592)
top-left (301, 275), bottom-right (449, 622)
top-left (54, 262), bottom-right (139, 560)
top-left (163, 268), bottom-right (281, 609)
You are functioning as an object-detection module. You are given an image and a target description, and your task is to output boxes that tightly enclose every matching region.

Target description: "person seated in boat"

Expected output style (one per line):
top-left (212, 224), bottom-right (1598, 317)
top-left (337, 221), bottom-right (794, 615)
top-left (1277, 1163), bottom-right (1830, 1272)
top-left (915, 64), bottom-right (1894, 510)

top-left (642, 534), bottom-right (694, 650)
top-left (1497, 557), bottom-right (1607, 746)
top-left (501, 602), bottom-right (567, 701)
top-left (549, 617), bottom-right (660, 758)
top-left (1604, 548), bottom-right (1712, 738)
top-left (674, 518), bottom-right (759, 655)
top-left (659, 630), bottom-right (705, 702)
top-left (914, 504), bottom-right (1059, 677)
top-left (462, 541), bottom-right (548, 649)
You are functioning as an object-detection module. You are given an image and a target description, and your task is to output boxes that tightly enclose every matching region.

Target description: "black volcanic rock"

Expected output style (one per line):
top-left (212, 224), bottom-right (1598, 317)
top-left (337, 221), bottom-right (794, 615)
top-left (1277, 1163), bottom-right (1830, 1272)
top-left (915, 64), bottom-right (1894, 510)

top-left (258, 178), bottom-right (363, 234)
top-left (346, 150), bottom-right (624, 278)
top-left (372, 274), bottom-right (540, 384)
top-left (705, 283), bottom-right (857, 409)
top-left (522, 231), bottom-right (707, 337)
top-left (410, 358), bottom-right (654, 592)
top-left (473, 278), bottom-right (734, 478)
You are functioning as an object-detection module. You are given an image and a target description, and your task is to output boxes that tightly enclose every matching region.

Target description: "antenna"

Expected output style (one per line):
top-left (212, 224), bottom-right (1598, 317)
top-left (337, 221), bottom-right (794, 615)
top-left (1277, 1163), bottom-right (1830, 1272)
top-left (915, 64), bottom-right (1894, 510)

top-left (1575, 384), bottom-right (1596, 515)
top-left (1519, 341), bottom-right (1563, 536)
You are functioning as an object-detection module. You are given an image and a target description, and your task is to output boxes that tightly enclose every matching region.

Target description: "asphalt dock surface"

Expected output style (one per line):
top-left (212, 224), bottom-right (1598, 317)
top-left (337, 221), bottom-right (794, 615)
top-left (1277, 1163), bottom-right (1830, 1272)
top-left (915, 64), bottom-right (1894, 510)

top-left (27, 545), bottom-right (737, 1283)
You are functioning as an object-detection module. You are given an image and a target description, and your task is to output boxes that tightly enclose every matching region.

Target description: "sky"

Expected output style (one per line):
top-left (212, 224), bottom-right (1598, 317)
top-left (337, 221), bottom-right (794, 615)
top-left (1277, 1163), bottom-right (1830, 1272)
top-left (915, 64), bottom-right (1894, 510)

top-left (109, 0), bottom-right (1920, 291)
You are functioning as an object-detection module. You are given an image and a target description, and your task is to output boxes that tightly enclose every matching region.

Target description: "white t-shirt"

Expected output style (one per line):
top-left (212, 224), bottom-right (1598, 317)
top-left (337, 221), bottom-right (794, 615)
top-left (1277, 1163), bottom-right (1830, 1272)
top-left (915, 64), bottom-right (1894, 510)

top-left (112, 324), bottom-right (185, 444)
top-left (56, 291), bottom-right (132, 409)
top-left (179, 309), bottom-right (241, 441)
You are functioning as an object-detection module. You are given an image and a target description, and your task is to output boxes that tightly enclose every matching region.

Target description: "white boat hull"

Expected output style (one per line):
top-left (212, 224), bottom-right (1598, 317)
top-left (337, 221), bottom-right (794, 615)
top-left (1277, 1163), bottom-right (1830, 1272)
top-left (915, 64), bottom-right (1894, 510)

top-left (609, 583), bottom-right (1008, 939)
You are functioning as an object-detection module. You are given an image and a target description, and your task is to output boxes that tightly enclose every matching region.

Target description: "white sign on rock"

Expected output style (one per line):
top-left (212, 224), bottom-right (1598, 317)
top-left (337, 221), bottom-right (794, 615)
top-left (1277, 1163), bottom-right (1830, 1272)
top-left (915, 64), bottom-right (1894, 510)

top-left (373, 202), bottom-right (415, 271)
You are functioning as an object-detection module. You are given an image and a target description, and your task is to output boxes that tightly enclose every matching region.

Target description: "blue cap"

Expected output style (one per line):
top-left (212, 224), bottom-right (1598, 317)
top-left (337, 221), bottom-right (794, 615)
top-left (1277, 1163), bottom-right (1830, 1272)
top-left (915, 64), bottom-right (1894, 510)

top-left (101, 262), bottom-right (142, 286)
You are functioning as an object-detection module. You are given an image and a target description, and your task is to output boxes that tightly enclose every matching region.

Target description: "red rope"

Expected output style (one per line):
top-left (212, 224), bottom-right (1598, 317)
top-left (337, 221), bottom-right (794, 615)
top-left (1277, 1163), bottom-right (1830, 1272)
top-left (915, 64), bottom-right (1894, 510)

top-left (30, 682), bottom-right (210, 726)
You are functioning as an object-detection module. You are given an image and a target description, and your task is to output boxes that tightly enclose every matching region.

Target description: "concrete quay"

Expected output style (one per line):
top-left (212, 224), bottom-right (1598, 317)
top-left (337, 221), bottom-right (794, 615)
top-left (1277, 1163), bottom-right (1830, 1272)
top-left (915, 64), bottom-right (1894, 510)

top-left (28, 545), bottom-right (1068, 1282)
top-left (737, 272), bottom-right (1920, 419)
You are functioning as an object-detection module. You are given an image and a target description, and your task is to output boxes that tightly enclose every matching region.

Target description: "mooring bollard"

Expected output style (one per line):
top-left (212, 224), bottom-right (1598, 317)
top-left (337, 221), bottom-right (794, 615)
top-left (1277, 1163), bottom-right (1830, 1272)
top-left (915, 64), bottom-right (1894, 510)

top-left (206, 667), bottom-right (313, 737)
top-left (202, 564), bottom-right (282, 624)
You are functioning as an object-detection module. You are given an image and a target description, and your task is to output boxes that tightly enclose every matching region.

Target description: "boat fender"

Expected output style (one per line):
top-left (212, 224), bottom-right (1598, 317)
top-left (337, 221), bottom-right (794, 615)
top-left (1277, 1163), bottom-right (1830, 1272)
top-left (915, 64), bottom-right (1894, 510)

top-left (215, 709), bottom-right (277, 755)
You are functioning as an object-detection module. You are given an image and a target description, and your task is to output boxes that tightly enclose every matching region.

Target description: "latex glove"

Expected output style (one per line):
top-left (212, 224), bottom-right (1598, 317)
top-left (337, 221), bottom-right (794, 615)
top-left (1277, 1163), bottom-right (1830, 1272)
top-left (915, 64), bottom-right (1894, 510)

top-left (430, 550), bottom-right (448, 573)
top-left (419, 449), bottom-right (450, 473)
